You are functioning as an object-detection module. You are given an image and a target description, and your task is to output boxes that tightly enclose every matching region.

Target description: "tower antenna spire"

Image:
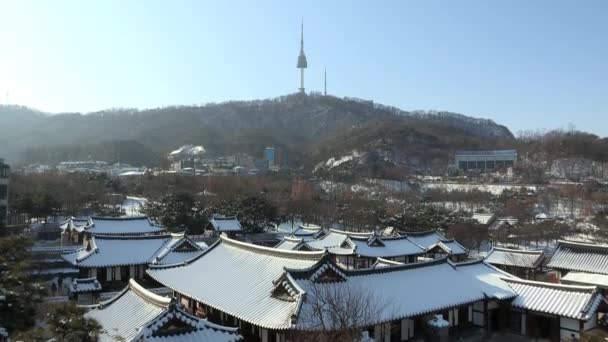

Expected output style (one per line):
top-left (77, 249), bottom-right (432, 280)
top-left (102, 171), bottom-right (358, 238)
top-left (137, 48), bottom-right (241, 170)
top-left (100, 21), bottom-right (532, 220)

top-left (296, 19), bottom-right (308, 94)
top-left (300, 19), bottom-right (304, 51)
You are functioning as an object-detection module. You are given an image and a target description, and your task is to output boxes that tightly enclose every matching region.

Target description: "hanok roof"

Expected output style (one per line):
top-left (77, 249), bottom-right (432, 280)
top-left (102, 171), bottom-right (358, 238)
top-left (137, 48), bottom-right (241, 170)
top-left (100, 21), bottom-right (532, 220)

top-left (150, 235), bottom-right (207, 266)
top-left (547, 240), bottom-right (608, 275)
top-left (89, 216), bottom-right (167, 235)
top-left (453, 259), bottom-right (518, 300)
top-left (289, 257), bottom-right (499, 328)
top-left (208, 216), bottom-right (243, 232)
top-left (274, 236), bottom-right (304, 251)
top-left (350, 234), bottom-right (425, 258)
top-left (132, 303), bottom-right (242, 342)
top-left (428, 240), bottom-right (468, 256)
top-left (60, 217), bottom-right (91, 233)
top-left (402, 230), bottom-right (467, 255)
top-left (485, 247), bottom-right (544, 269)
top-left (290, 224), bottom-right (324, 238)
top-left (472, 213), bottom-right (495, 225)
top-left (85, 279), bottom-right (171, 342)
top-left (70, 277), bottom-right (102, 294)
top-left (504, 278), bottom-right (604, 321)
top-left (562, 271), bottom-right (608, 289)
top-left (62, 234), bottom-right (205, 268)
top-left (147, 236), bottom-right (325, 330)
top-left (302, 230), bottom-right (355, 255)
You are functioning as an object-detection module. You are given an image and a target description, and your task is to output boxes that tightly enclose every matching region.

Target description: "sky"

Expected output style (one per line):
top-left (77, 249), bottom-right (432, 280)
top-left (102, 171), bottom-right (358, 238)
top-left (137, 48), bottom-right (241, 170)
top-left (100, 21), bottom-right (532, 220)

top-left (0, 0), bottom-right (606, 137)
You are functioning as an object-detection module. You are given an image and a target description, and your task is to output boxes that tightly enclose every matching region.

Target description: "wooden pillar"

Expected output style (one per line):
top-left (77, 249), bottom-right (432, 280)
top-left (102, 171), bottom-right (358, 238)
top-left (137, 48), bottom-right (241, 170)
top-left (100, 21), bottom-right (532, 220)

top-left (384, 323), bottom-right (391, 342)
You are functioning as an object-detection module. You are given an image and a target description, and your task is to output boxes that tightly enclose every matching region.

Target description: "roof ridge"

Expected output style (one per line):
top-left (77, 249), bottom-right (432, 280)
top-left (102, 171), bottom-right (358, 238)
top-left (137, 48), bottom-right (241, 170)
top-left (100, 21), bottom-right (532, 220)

top-left (128, 279), bottom-right (171, 308)
top-left (91, 215), bottom-right (149, 221)
top-left (492, 246), bottom-right (544, 254)
top-left (557, 239), bottom-right (608, 251)
top-left (222, 235), bottom-right (325, 260)
top-left (502, 276), bottom-right (597, 292)
top-left (346, 256), bottom-right (449, 276)
top-left (400, 229), bottom-right (438, 236)
top-left (92, 233), bottom-right (172, 240)
top-left (328, 228), bottom-right (372, 237)
top-left (452, 259), bottom-right (521, 278)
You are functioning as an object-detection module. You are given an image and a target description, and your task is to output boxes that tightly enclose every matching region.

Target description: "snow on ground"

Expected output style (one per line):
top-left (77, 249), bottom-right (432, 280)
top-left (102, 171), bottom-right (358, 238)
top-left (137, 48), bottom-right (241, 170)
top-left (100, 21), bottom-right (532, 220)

top-left (122, 196), bottom-right (148, 217)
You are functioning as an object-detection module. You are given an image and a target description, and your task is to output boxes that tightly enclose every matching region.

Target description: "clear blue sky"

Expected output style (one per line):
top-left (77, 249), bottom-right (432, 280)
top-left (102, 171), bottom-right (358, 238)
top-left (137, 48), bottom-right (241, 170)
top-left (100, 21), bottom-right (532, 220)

top-left (0, 0), bottom-right (606, 136)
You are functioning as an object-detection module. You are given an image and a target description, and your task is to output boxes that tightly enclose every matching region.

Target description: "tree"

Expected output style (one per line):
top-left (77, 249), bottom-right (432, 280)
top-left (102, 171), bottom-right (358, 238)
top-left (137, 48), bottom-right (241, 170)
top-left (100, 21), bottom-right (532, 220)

top-left (293, 282), bottom-right (391, 342)
top-left (46, 302), bottom-right (101, 342)
top-left (0, 236), bottom-right (44, 333)
top-left (142, 192), bottom-right (208, 234)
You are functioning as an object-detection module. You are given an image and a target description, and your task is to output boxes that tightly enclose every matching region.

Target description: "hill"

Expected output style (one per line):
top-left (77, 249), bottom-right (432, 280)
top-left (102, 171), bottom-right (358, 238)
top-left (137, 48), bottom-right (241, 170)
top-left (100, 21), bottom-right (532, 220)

top-left (0, 94), bottom-right (514, 172)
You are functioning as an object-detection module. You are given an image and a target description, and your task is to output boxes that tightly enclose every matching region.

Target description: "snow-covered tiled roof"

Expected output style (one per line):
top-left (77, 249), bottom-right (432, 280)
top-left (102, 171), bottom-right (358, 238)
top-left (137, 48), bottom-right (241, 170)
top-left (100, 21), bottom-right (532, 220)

top-left (151, 235), bottom-right (207, 266)
top-left (147, 236), bottom-right (325, 330)
top-left (504, 278), bottom-right (604, 320)
top-left (428, 240), bottom-right (468, 256)
top-left (562, 271), bottom-right (608, 289)
top-left (453, 259), bottom-right (518, 300)
top-left (403, 230), bottom-right (467, 256)
top-left (274, 236), bottom-right (304, 250)
top-left (85, 279), bottom-right (171, 342)
top-left (70, 277), bottom-right (102, 294)
top-left (291, 224), bottom-right (324, 237)
top-left (132, 303), bottom-right (242, 342)
top-left (351, 234), bottom-right (426, 258)
top-left (290, 258), bottom-right (490, 328)
top-left (401, 230), bottom-right (446, 249)
top-left (60, 217), bottom-right (91, 233)
top-left (301, 230), bottom-right (356, 256)
top-left (208, 216), bottom-right (243, 232)
top-left (62, 234), bottom-right (204, 268)
top-left (485, 247), bottom-right (544, 269)
top-left (472, 213), bottom-right (495, 225)
top-left (89, 216), bottom-right (167, 235)
top-left (547, 240), bottom-right (608, 275)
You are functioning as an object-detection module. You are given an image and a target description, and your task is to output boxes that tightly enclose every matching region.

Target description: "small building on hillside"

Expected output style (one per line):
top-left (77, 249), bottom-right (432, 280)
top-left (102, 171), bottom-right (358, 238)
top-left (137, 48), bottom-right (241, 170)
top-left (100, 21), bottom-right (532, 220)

top-left (85, 279), bottom-right (242, 342)
top-left (547, 240), bottom-right (608, 290)
top-left (455, 150), bottom-right (517, 171)
top-left (484, 247), bottom-right (544, 279)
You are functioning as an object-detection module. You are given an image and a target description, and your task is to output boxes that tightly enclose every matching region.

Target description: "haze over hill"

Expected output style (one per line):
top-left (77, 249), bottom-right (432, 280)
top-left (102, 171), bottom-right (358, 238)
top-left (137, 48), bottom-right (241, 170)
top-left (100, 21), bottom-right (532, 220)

top-left (0, 93), bottom-right (517, 172)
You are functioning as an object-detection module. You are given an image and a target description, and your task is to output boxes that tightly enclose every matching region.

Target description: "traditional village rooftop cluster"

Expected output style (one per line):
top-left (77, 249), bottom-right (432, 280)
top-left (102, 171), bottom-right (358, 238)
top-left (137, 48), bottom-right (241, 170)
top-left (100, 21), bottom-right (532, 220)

top-left (15, 214), bottom-right (607, 341)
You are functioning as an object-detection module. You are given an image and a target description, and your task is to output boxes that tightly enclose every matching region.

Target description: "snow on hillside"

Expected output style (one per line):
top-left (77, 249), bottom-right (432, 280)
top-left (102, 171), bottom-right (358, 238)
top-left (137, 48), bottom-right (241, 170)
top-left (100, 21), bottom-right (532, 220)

top-left (421, 182), bottom-right (537, 195)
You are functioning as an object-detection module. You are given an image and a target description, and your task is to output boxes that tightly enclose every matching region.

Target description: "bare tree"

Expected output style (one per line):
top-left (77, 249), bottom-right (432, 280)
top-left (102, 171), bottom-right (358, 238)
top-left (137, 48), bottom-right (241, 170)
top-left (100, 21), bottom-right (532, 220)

top-left (292, 282), bottom-right (393, 342)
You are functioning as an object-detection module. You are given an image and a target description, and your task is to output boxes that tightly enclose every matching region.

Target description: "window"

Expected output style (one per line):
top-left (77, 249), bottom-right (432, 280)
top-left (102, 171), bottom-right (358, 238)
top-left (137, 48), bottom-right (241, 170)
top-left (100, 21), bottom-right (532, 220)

top-left (0, 185), bottom-right (6, 198)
